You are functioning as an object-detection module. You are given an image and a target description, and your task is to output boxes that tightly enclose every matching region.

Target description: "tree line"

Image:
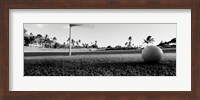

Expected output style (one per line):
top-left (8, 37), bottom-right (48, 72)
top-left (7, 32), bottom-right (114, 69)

top-left (106, 36), bottom-right (176, 50)
top-left (24, 28), bottom-right (176, 50)
top-left (24, 29), bottom-right (98, 49)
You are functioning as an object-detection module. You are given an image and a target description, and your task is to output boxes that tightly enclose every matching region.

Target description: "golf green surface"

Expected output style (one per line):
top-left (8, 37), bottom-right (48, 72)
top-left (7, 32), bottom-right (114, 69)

top-left (24, 52), bottom-right (176, 76)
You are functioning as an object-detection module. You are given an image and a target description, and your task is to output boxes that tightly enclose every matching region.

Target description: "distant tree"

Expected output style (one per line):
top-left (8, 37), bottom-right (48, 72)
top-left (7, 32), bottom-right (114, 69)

top-left (124, 36), bottom-right (133, 47)
top-left (24, 28), bottom-right (27, 33)
top-left (63, 42), bottom-right (66, 48)
top-left (95, 40), bottom-right (97, 44)
top-left (44, 34), bottom-right (50, 48)
top-left (82, 43), bottom-right (85, 48)
top-left (78, 40), bottom-right (81, 44)
top-left (115, 45), bottom-right (122, 49)
top-left (169, 38), bottom-right (176, 44)
top-left (128, 36), bottom-right (132, 41)
top-left (67, 37), bottom-right (75, 48)
top-left (85, 44), bottom-right (89, 48)
top-left (35, 34), bottom-right (44, 47)
top-left (128, 36), bottom-right (132, 47)
top-left (76, 41), bottom-right (79, 47)
top-left (125, 42), bottom-right (128, 47)
top-left (67, 37), bottom-right (70, 42)
top-left (82, 43), bottom-right (89, 48)
top-left (157, 41), bottom-right (165, 46)
top-left (106, 45), bottom-right (112, 49)
top-left (36, 34), bottom-right (42, 38)
top-left (169, 38), bottom-right (176, 48)
top-left (53, 37), bottom-right (57, 41)
top-left (53, 42), bottom-right (60, 48)
top-left (24, 29), bottom-right (29, 46)
top-left (94, 40), bottom-right (98, 48)
top-left (29, 33), bottom-right (35, 44)
top-left (90, 40), bottom-right (98, 48)
top-left (24, 35), bottom-right (29, 46)
top-left (157, 37), bottom-right (176, 48)
top-left (30, 33), bottom-right (33, 36)
top-left (44, 34), bottom-right (49, 39)
top-left (71, 39), bottom-right (75, 47)
top-left (164, 38), bottom-right (176, 48)
top-left (143, 36), bottom-right (155, 45)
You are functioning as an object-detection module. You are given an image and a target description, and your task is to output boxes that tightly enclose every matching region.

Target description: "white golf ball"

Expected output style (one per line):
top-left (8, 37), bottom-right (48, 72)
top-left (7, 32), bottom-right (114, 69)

top-left (142, 45), bottom-right (163, 63)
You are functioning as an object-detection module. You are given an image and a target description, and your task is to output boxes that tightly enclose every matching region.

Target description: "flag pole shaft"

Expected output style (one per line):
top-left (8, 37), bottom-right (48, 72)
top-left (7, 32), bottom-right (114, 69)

top-left (69, 26), bottom-right (71, 56)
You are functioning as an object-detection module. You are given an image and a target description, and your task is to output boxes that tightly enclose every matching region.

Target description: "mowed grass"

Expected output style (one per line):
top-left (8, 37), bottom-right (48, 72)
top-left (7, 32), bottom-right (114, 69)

top-left (24, 53), bottom-right (176, 76)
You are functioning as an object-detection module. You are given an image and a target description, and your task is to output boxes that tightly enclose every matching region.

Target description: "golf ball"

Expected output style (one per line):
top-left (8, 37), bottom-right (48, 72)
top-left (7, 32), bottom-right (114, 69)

top-left (142, 45), bottom-right (163, 63)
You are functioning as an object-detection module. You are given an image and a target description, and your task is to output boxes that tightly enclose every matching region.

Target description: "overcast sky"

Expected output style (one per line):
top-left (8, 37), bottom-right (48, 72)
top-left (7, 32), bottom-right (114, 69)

top-left (24, 23), bottom-right (176, 47)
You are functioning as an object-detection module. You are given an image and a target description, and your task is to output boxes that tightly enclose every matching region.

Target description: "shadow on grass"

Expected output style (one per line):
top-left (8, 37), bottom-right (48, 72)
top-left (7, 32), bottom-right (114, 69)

top-left (24, 60), bottom-right (176, 76)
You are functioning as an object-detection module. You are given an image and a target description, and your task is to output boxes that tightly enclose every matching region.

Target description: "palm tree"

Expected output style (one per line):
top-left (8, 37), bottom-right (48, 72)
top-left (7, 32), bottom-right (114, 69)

top-left (67, 37), bottom-right (70, 45)
top-left (95, 40), bottom-right (97, 45)
top-left (67, 37), bottom-right (75, 48)
top-left (44, 34), bottom-right (49, 40)
top-left (128, 36), bottom-right (132, 41)
top-left (71, 39), bottom-right (75, 47)
top-left (128, 36), bottom-right (132, 47)
top-left (143, 36), bottom-right (155, 45)
top-left (67, 37), bottom-right (70, 41)
top-left (76, 41), bottom-right (79, 47)
top-left (66, 37), bottom-right (70, 47)
top-left (125, 42), bottom-right (128, 47)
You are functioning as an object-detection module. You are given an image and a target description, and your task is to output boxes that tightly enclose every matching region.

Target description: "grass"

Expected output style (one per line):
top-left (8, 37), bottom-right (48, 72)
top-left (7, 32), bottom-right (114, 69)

top-left (24, 53), bottom-right (176, 76)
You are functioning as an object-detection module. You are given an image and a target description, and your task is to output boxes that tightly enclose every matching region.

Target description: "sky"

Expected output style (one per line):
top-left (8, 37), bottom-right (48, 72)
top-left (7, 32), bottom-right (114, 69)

top-left (24, 23), bottom-right (176, 47)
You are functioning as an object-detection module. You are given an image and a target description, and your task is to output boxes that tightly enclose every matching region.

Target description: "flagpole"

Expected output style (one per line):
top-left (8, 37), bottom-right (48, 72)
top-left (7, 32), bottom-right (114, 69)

top-left (68, 24), bottom-right (83, 56)
top-left (69, 25), bottom-right (71, 56)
